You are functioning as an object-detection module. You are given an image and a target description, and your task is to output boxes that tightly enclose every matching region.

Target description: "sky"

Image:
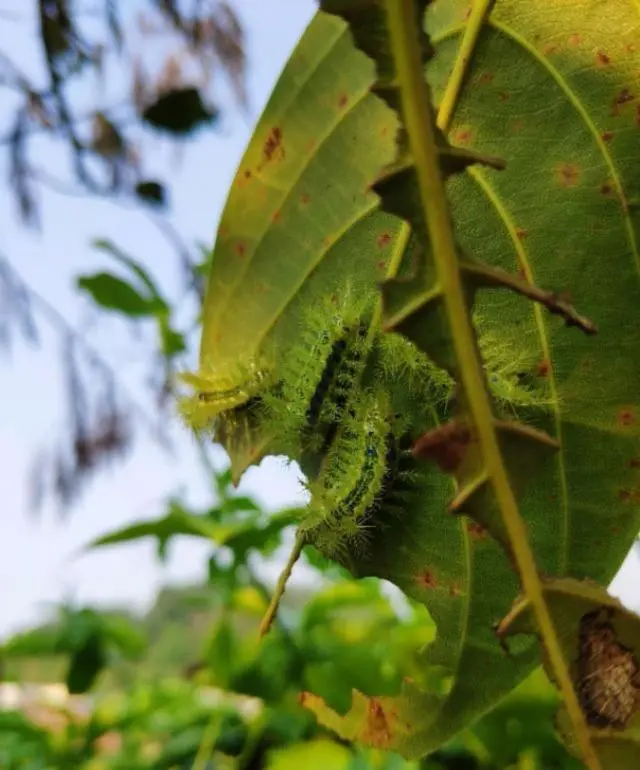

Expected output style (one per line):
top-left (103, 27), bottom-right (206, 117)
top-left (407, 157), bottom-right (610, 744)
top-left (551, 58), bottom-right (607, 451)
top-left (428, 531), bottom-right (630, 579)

top-left (0, 0), bottom-right (638, 639)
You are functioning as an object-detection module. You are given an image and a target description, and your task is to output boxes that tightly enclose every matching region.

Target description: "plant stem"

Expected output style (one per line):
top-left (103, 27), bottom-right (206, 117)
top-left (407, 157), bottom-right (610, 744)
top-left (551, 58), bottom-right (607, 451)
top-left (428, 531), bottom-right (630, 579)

top-left (384, 2), bottom-right (601, 768)
top-left (258, 530), bottom-right (305, 638)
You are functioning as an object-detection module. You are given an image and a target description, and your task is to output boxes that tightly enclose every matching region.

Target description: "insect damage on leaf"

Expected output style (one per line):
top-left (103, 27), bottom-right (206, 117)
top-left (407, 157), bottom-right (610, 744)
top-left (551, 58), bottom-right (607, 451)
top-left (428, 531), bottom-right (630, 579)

top-left (577, 608), bottom-right (640, 729)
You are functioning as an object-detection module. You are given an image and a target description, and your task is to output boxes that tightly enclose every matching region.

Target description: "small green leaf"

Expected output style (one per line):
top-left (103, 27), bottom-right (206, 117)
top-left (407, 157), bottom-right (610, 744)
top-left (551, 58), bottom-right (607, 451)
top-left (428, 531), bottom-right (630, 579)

top-left (66, 632), bottom-right (106, 693)
top-left (91, 237), bottom-right (167, 311)
top-left (266, 739), bottom-right (353, 770)
top-left (77, 272), bottom-right (153, 316)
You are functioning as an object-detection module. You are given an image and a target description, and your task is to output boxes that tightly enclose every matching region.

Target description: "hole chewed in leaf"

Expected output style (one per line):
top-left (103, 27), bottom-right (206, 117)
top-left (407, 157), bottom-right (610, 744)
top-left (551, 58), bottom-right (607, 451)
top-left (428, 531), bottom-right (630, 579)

top-left (577, 609), bottom-right (640, 729)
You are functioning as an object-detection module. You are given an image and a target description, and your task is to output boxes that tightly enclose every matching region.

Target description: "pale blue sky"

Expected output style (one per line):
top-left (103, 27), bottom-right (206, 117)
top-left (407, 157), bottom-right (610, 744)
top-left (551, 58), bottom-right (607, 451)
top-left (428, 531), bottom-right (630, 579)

top-left (0, 1), bottom-right (637, 639)
top-left (0, 0), bottom-right (317, 637)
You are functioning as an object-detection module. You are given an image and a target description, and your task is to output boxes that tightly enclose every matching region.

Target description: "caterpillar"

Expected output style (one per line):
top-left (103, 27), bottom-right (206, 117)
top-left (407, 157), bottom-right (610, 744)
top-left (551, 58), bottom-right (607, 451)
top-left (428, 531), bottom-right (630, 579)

top-left (304, 399), bottom-right (389, 556)
top-left (261, 289), bottom-right (377, 458)
top-left (178, 359), bottom-right (267, 431)
top-left (180, 284), bottom-right (554, 564)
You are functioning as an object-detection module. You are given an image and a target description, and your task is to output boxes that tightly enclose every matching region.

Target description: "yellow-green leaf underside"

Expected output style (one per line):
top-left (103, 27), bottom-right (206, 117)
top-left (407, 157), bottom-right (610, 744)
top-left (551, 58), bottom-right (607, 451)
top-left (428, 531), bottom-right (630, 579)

top-left (198, 0), bottom-right (640, 758)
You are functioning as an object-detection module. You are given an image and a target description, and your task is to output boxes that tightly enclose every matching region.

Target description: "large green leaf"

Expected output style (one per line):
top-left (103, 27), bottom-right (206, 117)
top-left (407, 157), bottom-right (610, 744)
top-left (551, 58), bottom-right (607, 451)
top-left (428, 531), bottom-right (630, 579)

top-left (303, 0), bottom-right (640, 763)
top-left (190, 0), bottom-right (640, 762)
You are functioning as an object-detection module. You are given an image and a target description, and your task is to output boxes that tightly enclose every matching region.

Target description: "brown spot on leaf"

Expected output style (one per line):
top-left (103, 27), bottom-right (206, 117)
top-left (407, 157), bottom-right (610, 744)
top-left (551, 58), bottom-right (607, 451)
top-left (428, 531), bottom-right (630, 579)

top-left (412, 421), bottom-right (472, 473)
top-left (517, 267), bottom-right (528, 282)
top-left (619, 408), bottom-right (636, 427)
top-left (498, 91), bottom-right (510, 101)
top-left (629, 458), bottom-right (640, 469)
top-left (377, 232), bottom-right (392, 248)
top-left (338, 92), bottom-right (348, 109)
top-left (601, 182), bottom-right (613, 197)
top-left (415, 569), bottom-right (438, 589)
top-left (234, 241), bottom-right (246, 258)
top-left (449, 582), bottom-right (463, 597)
top-left (601, 130), bottom-right (614, 143)
top-left (612, 89), bottom-right (634, 117)
top-left (555, 163), bottom-right (580, 187)
top-left (263, 126), bottom-right (283, 163)
top-left (542, 43), bottom-right (557, 56)
top-left (377, 260), bottom-right (387, 270)
top-left (619, 489), bottom-right (633, 503)
top-left (364, 700), bottom-right (392, 748)
top-left (596, 50), bottom-right (611, 66)
top-left (453, 127), bottom-right (472, 145)
top-left (515, 228), bottom-right (528, 240)
top-left (272, 210), bottom-right (281, 223)
top-left (577, 610), bottom-right (640, 728)
top-left (478, 72), bottom-right (494, 84)
top-left (569, 33), bottom-right (582, 46)
top-left (466, 521), bottom-right (487, 541)
top-left (306, 139), bottom-right (316, 153)
top-left (537, 359), bottom-right (550, 377)
top-left (300, 192), bottom-right (310, 205)
top-left (636, 104), bottom-right (640, 128)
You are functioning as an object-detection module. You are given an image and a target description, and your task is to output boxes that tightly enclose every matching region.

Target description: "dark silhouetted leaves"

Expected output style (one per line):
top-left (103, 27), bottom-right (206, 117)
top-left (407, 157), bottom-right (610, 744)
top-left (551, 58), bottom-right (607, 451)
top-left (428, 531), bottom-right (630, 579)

top-left (135, 179), bottom-right (167, 207)
top-left (142, 87), bottom-right (218, 135)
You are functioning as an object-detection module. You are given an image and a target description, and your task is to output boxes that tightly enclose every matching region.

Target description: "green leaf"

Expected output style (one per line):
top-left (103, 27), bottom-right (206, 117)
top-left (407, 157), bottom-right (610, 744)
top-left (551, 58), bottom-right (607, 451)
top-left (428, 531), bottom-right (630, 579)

top-left (190, 0), bottom-right (640, 763)
top-left (2, 625), bottom-right (61, 657)
top-left (304, 1), bottom-right (639, 765)
top-left (498, 578), bottom-right (640, 769)
top-left (100, 614), bottom-right (147, 658)
top-left (192, 12), bottom-right (402, 479)
top-left (77, 272), bottom-right (154, 317)
top-left (85, 503), bottom-right (298, 564)
top-left (92, 237), bottom-right (168, 312)
top-left (266, 739), bottom-right (353, 770)
top-left (66, 631), bottom-right (106, 693)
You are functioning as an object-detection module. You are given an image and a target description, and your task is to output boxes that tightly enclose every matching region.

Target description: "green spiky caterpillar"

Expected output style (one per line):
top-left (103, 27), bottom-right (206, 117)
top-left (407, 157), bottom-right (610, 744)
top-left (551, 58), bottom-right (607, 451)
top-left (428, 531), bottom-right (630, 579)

top-left (261, 288), bottom-right (377, 457)
top-left (177, 358), bottom-right (269, 431)
top-left (303, 396), bottom-right (389, 558)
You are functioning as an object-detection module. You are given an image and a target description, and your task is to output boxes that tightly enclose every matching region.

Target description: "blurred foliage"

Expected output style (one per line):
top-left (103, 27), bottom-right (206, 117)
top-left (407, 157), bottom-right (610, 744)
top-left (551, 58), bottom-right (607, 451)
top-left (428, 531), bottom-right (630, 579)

top-left (1, 467), bottom-right (584, 769)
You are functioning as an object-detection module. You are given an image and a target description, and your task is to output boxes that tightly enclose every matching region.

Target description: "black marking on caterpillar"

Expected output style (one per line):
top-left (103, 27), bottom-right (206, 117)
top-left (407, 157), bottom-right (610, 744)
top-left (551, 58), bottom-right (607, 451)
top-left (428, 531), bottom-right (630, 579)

top-left (304, 402), bottom-right (389, 556)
